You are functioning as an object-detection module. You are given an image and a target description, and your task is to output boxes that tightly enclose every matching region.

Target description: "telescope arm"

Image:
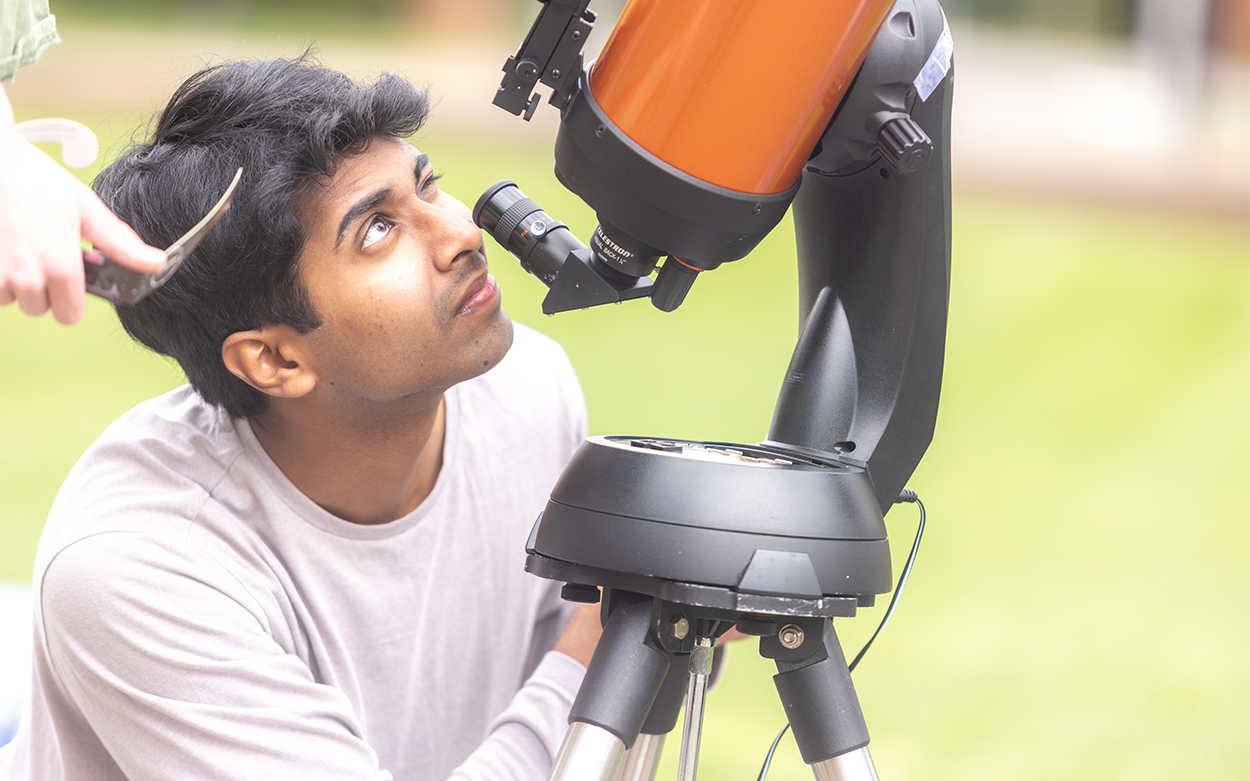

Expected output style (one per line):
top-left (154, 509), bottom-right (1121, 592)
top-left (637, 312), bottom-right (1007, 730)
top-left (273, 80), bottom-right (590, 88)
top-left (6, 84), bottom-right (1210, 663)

top-left (765, 0), bottom-right (954, 515)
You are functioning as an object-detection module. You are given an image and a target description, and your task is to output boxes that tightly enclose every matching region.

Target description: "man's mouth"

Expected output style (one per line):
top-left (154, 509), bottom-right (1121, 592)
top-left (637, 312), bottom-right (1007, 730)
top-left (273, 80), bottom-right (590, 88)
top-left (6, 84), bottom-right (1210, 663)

top-left (456, 272), bottom-right (501, 316)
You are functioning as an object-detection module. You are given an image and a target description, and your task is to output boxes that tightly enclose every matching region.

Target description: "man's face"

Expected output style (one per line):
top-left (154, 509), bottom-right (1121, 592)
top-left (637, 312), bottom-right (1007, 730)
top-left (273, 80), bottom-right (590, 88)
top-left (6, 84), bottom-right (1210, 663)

top-left (293, 136), bottom-right (513, 404)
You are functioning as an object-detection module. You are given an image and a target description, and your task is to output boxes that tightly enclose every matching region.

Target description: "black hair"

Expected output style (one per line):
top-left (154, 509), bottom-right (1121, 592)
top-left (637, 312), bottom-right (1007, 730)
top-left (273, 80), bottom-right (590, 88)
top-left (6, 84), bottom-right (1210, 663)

top-left (94, 52), bottom-right (430, 418)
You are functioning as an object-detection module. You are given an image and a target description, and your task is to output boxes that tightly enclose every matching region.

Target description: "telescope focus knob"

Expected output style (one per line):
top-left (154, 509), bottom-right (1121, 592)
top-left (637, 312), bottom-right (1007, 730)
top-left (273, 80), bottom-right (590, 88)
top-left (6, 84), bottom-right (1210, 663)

top-left (651, 258), bottom-right (700, 312)
top-left (877, 117), bottom-right (932, 174)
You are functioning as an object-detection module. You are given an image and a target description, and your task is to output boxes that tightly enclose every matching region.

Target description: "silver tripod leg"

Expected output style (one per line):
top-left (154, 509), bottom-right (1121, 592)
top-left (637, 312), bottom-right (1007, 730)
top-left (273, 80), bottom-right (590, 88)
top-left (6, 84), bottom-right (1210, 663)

top-left (675, 637), bottom-right (715, 781)
top-left (812, 746), bottom-right (880, 781)
top-left (548, 722), bottom-right (625, 781)
top-left (612, 733), bottom-right (666, 781)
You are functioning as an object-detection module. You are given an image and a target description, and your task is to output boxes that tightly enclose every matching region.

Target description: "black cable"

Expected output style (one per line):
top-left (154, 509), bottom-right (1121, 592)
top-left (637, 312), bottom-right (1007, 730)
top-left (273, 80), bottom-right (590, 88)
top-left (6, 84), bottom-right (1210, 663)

top-left (849, 490), bottom-right (925, 673)
top-left (755, 722), bottom-right (791, 781)
top-left (755, 490), bottom-right (926, 781)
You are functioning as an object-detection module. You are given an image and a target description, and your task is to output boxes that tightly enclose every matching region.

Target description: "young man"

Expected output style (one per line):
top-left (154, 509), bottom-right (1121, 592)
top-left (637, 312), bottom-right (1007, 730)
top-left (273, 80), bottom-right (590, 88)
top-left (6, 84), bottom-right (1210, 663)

top-left (0, 55), bottom-right (600, 780)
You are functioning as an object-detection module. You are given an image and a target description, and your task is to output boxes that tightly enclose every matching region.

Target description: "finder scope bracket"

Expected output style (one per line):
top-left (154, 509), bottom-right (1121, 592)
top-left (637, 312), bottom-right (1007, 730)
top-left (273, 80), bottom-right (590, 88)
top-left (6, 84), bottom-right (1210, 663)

top-left (494, 0), bottom-right (596, 119)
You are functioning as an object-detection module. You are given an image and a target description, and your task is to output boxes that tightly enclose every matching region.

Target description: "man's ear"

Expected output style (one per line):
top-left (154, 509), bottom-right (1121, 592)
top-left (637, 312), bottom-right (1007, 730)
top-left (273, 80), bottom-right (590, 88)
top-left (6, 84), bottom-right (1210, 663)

top-left (221, 328), bottom-right (318, 399)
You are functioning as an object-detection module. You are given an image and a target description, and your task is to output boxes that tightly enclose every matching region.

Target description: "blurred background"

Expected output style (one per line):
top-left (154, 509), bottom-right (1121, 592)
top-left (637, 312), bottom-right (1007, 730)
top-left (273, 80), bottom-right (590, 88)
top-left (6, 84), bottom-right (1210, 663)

top-left (1, 0), bottom-right (1247, 778)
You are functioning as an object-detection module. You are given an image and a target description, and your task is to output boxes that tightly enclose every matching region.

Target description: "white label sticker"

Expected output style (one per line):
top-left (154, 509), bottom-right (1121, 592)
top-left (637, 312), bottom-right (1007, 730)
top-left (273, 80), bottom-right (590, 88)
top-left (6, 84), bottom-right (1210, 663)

top-left (914, 10), bottom-right (953, 102)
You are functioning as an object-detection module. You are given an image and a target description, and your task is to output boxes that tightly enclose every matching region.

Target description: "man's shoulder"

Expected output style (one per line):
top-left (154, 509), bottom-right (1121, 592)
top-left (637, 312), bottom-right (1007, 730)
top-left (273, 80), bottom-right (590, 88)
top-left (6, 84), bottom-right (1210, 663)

top-left (82, 385), bottom-right (244, 486)
top-left (36, 387), bottom-right (247, 565)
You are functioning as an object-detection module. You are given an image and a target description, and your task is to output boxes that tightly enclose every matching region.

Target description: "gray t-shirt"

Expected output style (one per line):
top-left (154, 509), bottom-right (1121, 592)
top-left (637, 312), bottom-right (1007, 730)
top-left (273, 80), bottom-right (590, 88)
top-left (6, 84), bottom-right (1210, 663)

top-left (1, 0), bottom-right (59, 83)
top-left (1, 324), bottom-right (589, 781)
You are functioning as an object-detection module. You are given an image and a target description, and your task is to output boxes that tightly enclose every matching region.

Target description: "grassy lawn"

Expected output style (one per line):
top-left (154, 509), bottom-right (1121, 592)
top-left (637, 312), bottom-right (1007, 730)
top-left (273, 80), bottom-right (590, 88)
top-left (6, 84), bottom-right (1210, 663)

top-left (2, 23), bottom-right (1248, 781)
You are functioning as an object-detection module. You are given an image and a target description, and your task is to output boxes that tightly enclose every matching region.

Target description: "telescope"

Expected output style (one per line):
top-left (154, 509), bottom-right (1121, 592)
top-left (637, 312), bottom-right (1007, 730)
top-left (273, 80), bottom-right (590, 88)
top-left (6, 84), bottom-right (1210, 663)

top-left (476, 0), bottom-right (953, 778)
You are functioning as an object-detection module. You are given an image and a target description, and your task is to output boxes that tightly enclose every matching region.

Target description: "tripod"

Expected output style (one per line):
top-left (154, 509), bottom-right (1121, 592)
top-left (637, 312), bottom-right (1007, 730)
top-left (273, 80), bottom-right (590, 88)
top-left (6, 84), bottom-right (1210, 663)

top-left (527, 436), bottom-right (892, 781)
top-left (547, 588), bottom-right (881, 781)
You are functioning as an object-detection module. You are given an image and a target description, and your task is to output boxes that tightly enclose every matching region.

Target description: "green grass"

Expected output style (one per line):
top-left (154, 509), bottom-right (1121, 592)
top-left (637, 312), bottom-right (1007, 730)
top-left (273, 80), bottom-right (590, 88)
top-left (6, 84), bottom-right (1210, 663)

top-left (46, 0), bottom-right (457, 42)
top-left (3, 69), bottom-right (1248, 781)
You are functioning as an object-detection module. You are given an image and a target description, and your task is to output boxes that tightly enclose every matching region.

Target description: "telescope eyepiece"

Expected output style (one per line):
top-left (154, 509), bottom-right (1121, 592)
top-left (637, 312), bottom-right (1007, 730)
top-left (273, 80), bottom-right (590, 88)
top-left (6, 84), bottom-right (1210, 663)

top-left (474, 180), bottom-right (690, 313)
top-left (474, 180), bottom-right (582, 286)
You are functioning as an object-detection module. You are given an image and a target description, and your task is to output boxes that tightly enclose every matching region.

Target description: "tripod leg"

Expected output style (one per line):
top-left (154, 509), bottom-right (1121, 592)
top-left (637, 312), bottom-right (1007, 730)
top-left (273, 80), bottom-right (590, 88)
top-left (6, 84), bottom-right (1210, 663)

top-left (550, 592), bottom-right (675, 781)
top-left (811, 747), bottom-right (879, 781)
top-left (612, 651), bottom-right (691, 781)
top-left (613, 734), bottom-right (665, 781)
top-left (768, 620), bottom-right (880, 781)
top-left (551, 722), bottom-right (630, 781)
top-left (676, 637), bottom-right (715, 781)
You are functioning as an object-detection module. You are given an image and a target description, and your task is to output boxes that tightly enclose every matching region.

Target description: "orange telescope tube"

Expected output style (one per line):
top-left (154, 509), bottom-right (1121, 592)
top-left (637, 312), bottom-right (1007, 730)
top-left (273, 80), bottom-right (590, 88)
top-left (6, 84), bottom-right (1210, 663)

top-left (590, 0), bottom-right (898, 195)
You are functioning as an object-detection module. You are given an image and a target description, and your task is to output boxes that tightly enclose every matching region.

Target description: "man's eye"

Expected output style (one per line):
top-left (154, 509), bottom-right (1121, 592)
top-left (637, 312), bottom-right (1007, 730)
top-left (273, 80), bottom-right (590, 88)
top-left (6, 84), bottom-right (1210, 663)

top-left (362, 217), bottom-right (392, 249)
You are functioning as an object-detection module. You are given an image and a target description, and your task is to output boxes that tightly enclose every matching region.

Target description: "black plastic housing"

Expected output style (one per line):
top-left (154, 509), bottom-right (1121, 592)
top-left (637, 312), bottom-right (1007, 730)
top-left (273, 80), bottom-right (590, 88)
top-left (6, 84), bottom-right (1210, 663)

top-left (766, 0), bottom-right (953, 514)
top-left (553, 73), bottom-right (799, 270)
top-left (569, 591), bottom-right (672, 748)
top-left (526, 437), bottom-right (892, 615)
top-left (772, 622), bottom-right (872, 763)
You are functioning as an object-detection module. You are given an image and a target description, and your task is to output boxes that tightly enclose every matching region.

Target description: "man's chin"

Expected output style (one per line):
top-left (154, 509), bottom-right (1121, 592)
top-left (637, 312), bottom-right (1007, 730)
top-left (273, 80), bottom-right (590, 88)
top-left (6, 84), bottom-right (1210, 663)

top-left (473, 312), bottom-right (514, 378)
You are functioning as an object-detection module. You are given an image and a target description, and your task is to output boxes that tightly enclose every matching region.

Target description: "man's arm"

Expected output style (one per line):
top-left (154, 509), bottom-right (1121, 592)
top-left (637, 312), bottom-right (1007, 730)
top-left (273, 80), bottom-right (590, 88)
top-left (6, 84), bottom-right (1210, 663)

top-left (38, 528), bottom-right (598, 781)
top-left (552, 602), bottom-right (602, 668)
top-left (0, 82), bottom-right (165, 323)
top-left (40, 533), bottom-right (393, 781)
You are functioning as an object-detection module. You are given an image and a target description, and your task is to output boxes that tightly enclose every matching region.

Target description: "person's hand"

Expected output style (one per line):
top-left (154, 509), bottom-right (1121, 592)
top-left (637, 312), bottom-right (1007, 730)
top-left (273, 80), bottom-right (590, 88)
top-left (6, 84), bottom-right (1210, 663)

top-left (0, 89), bottom-right (166, 324)
top-left (552, 602), bottom-right (604, 668)
top-left (719, 626), bottom-right (751, 643)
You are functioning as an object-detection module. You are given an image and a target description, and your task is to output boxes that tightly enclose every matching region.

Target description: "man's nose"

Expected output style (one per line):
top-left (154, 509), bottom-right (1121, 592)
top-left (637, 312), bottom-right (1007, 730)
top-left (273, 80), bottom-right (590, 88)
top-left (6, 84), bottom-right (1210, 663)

top-left (429, 205), bottom-right (483, 272)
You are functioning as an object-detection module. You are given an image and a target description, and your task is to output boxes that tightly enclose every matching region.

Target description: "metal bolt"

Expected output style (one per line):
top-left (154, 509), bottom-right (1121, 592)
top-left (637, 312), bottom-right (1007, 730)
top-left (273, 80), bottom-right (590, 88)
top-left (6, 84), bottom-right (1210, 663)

top-left (670, 616), bottom-right (690, 640)
top-left (778, 624), bottom-right (804, 649)
top-left (596, 123), bottom-right (606, 138)
top-left (551, 69), bottom-right (562, 80)
top-left (572, 30), bottom-right (582, 40)
top-left (752, 202), bottom-right (763, 214)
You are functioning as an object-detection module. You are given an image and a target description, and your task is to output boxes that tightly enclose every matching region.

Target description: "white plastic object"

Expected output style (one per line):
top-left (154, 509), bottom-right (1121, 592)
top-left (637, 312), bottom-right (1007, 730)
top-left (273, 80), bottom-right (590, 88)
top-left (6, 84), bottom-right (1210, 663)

top-left (15, 118), bottom-right (100, 168)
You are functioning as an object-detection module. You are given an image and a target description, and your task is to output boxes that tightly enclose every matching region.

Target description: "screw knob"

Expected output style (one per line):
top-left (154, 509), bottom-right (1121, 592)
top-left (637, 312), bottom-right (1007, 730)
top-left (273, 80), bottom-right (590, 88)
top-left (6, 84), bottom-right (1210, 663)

top-left (877, 117), bottom-right (932, 174)
top-left (778, 624), bottom-right (805, 649)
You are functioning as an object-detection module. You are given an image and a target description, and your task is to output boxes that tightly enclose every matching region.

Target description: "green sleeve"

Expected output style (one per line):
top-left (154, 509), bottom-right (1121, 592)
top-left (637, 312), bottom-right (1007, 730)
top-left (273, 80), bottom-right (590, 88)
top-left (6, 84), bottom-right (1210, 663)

top-left (1, 0), bottom-right (60, 84)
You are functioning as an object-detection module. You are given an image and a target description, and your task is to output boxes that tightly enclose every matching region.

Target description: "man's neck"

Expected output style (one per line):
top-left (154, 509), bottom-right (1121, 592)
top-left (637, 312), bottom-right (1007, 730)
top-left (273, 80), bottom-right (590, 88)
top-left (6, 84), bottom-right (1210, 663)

top-left (248, 393), bottom-right (447, 525)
